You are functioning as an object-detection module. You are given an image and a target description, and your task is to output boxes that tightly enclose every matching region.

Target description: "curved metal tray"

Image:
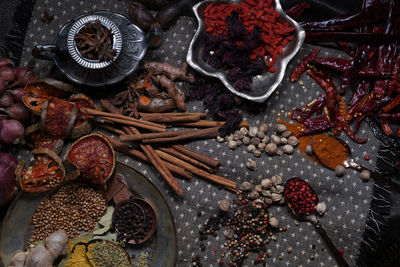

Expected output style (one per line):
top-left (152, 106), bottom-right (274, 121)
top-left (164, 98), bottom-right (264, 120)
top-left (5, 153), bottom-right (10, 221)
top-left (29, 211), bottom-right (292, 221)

top-left (0, 162), bottom-right (176, 267)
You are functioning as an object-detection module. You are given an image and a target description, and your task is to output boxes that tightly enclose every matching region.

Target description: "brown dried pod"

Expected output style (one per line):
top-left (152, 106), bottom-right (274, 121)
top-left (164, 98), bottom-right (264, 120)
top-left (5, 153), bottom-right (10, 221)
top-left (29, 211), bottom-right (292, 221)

top-left (68, 93), bottom-right (95, 139)
top-left (129, 2), bottom-right (155, 32)
top-left (135, 0), bottom-right (168, 10)
top-left (25, 123), bottom-right (64, 154)
top-left (148, 22), bottom-right (163, 49)
top-left (156, 4), bottom-right (182, 30)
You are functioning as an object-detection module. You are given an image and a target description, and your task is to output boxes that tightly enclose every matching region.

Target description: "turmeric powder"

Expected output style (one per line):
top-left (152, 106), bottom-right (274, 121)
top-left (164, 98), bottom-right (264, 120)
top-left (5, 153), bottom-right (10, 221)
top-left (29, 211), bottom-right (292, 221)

top-left (65, 243), bottom-right (91, 267)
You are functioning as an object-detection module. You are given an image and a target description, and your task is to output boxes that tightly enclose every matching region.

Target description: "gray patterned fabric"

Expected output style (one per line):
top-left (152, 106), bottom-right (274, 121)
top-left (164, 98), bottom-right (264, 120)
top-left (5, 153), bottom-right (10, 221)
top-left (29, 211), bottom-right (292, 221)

top-left (11, 0), bottom-right (385, 266)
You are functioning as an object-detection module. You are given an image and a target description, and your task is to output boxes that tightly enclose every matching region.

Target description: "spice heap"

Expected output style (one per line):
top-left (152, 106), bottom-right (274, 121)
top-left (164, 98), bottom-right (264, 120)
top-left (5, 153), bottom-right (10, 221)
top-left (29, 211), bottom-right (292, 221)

top-left (284, 178), bottom-right (318, 216)
top-left (218, 122), bottom-right (299, 161)
top-left (195, 178), bottom-right (287, 266)
top-left (312, 134), bottom-right (348, 170)
top-left (113, 201), bottom-right (153, 243)
top-left (30, 183), bottom-right (107, 242)
top-left (87, 240), bottom-right (131, 267)
top-left (203, 0), bottom-right (295, 74)
top-left (74, 19), bottom-right (117, 61)
top-left (289, 1), bottom-right (400, 141)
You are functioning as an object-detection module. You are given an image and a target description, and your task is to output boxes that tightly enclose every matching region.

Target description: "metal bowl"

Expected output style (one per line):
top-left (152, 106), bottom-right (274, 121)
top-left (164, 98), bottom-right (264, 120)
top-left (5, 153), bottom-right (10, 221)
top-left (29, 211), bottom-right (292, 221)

top-left (187, 0), bottom-right (305, 103)
top-left (67, 14), bottom-right (123, 69)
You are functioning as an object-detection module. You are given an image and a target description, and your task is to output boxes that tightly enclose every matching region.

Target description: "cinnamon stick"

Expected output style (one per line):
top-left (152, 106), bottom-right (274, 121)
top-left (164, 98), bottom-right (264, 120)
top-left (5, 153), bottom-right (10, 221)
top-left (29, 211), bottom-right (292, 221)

top-left (141, 114), bottom-right (201, 123)
top-left (109, 138), bottom-right (192, 179)
top-left (142, 145), bottom-right (184, 196)
top-left (172, 144), bottom-right (221, 169)
top-left (120, 129), bottom-right (187, 142)
top-left (155, 150), bottom-right (237, 192)
top-left (142, 127), bottom-right (220, 144)
top-left (159, 147), bottom-right (215, 173)
top-left (172, 120), bottom-right (250, 128)
top-left (82, 107), bottom-right (166, 132)
top-left (139, 112), bottom-right (207, 118)
top-left (95, 122), bottom-right (125, 135)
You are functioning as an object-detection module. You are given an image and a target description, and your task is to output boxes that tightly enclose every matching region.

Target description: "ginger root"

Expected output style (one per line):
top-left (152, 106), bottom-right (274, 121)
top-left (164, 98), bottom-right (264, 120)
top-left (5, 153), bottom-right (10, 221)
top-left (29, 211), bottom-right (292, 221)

top-left (8, 230), bottom-right (69, 267)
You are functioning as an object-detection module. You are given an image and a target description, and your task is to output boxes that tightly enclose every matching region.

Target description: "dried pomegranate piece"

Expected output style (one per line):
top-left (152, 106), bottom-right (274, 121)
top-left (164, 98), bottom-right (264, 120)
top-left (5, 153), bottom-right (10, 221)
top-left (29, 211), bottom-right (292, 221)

top-left (68, 93), bottom-right (95, 139)
top-left (66, 133), bottom-right (115, 186)
top-left (16, 148), bottom-right (66, 192)
top-left (22, 78), bottom-right (73, 115)
top-left (40, 97), bottom-right (78, 139)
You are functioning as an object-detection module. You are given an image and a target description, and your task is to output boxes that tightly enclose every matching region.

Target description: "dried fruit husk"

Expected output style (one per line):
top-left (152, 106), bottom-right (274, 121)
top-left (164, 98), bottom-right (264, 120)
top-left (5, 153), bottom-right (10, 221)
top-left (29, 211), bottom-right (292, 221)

top-left (25, 123), bottom-right (64, 154)
top-left (156, 4), bottom-right (181, 30)
top-left (15, 147), bottom-right (66, 192)
top-left (68, 93), bottom-right (95, 139)
top-left (129, 2), bottom-right (155, 32)
top-left (40, 97), bottom-right (78, 139)
top-left (66, 133), bottom-right (115, 186)
top-left (22, 78), bottom-right (74, 115)
top-left (135, 0), bottom-right (168, 10)
top-left (137, 96), bottom-right (175, 112)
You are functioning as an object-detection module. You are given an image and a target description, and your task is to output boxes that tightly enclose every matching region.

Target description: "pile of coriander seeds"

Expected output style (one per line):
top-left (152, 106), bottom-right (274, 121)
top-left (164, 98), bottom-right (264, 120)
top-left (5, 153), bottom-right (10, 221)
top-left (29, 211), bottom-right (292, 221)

top-left (217, 122), bottom-right (299, 159)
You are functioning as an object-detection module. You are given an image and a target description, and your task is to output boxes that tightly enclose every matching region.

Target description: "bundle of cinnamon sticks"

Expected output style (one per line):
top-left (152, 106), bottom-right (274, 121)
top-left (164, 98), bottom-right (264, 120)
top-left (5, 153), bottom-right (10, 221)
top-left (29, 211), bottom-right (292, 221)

top-left (83, 101), bottom-right (249, 196)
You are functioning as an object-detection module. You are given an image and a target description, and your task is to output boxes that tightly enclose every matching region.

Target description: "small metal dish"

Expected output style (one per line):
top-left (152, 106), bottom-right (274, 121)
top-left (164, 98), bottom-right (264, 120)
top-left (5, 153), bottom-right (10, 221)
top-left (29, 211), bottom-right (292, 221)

top-left (187, 0), bottom-right (305, 103)
top-left (67, 15), bottom-right (123, 69)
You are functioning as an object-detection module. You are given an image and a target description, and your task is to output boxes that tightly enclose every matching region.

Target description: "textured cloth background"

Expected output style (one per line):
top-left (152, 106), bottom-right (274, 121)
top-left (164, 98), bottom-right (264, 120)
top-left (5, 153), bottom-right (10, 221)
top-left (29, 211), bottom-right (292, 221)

top-left (4, 0), bottom-right (386, 266)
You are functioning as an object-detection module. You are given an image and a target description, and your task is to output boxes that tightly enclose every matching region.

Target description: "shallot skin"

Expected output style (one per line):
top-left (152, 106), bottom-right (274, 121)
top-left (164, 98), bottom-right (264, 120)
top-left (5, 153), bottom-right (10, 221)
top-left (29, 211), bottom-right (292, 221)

top-left (129, 2), bottom-right (155, 32)
top-left (156, 4), bottom-right (182, 30)
top-left (0, 119), bottom-right (25, 144)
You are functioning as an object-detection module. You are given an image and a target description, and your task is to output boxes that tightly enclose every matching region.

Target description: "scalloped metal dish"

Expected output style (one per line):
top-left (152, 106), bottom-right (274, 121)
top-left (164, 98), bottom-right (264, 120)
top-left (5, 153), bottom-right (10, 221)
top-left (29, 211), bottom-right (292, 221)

top-left (67, 15), bottom-right (123, 69)
top-left (187, 0), bottom-right (305, 103)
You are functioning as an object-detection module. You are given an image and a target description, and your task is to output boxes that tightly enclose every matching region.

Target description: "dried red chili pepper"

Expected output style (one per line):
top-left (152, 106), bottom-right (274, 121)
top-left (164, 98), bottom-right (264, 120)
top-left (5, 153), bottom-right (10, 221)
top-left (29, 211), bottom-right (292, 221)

top-left (292, 94), bottom-right (327, 123)
top-left (381, 118), bottom-right (393, 136)
top-left (383, 94), bottom-right (400, 113)
top-left (289, 47), bottom-right (320, 82)
top-left (348, 80), bottom-right (370, 110)
top-left (387, 54), bottom-right (400, 96)
top-left (285, 2), bottom-right (311, 20)
top-left (337, 42), bottom-right (355, 57)
top-left (299, 115), bottom-right (334, 136)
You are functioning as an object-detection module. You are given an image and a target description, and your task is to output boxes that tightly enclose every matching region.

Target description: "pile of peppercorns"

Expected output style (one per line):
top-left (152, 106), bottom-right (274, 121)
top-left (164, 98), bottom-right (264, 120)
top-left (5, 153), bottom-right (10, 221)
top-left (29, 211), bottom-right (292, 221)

top-left (216, 123), bottom-right (299, 168)
top-left (113, 201), bottom-right (152, 243)
top-left (284, 178), bottom-right (318, 216)
top-left (194, 178), bottom-right (288, 266)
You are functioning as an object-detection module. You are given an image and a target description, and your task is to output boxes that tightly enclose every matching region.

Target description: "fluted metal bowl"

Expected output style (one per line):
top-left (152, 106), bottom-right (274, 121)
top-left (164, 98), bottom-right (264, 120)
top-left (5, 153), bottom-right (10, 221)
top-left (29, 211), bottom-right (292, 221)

top-left (187, 0), bottom-right (305, 103)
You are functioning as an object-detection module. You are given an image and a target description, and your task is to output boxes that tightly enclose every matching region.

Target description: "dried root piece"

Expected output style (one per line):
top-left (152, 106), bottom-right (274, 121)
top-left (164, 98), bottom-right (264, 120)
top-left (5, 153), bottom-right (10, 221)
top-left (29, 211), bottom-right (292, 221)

top-left (144, 61), bottom-right (195, 82)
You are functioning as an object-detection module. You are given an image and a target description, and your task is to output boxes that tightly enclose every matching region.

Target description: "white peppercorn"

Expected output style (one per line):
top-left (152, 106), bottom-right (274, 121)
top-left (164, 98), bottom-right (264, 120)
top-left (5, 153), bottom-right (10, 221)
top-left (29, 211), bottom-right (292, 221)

top-left (264, 198), bottom-right (273, 205)
top-left (262, 190), bottom-right (272, 197)
top-left (240, 127), bottom-right (249, 136)
top-left (242, 136), bottom-right (251, 145)
top-left (251, 137), bottom-right (261, 146)
top-left (259, 123), bottom-right (268, 133)
top-left (271, 193), bottom-right (283, 202)
top-left (249, 126), bottom-right (258, 137)
top-left (281, 130), bottom-right (292, 138)
top-left (262, 136), bottom-right (269, 144)
top-left (276, 148), bottom-right (284, 156)
top-left (269, 216), bottom-right (279, 228)
top-left (240, 181), bottom-right (253, 191)
top-left (275, 124), bottom-right (287, 133)
top-left (247, 144), bottom-right (256, 153)
top-left (275, 185), bottom-right (284, 193)
top-left (233, 133), bottom-right (241, 141)
top-left (280, 137), bottom-right (288, 145)
top-left (271, 175), bottom-right (282, 186)
top-left (271, 186), bottom-right (278, 194)
top-left (282, 144), bottom-right (294, 154)
top-left (225, 134), bottom-right (234, 142)
top-left (265, 143), bottom-right (278, 155)
top-left (256, 130), bottom-right (265, 139)
top-left (236, 140), bottom-right (242, 146)
top-left (305, 145), bottom-right (313, 155)
top-left (271, 135), bottom-right (281, 145)
top-left (249, 190), bottom-right (259, 199)
top-left (258, 142), bottom-right (266, 150)
top-left (261, 178), bottom-right (272, 189)
top-left (335, 165), bottom-right (346, 177)
top-left (246, 159), bottom-right (257, 171)
top-left (254, 185), bottom-right (262, 192)
top-left (216, 136), bottom-right (224, 143)
top-left (228, 140), bottom-right (237, 150)
top-left (218, 199), bottom-right (230, 212)
top-left (360, 170), bottom-right (371, 182)
top-left (316, 202), bottom-right (326, 215)
top-left (288, 136), bottom-right (299, 146)
top-left (253, 149), bottom-right (262, 157)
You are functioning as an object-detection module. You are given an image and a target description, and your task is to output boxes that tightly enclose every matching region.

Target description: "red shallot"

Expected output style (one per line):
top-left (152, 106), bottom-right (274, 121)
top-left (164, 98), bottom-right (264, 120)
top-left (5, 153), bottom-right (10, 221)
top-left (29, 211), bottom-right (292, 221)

top-left (0, 57), bottom-right (13, 68)
top-left (6, 103), bottom-right (30, 121)
top-left (0, 66), bottom-right (15, 83)
top-left (8, 87), bottom-right (24, 102)
top-left (0, 160), bottom-right (16, 206)
top-left (0, 119), bottom-right (24, 144)
top-left (0, 93), bottom-right (14, 107)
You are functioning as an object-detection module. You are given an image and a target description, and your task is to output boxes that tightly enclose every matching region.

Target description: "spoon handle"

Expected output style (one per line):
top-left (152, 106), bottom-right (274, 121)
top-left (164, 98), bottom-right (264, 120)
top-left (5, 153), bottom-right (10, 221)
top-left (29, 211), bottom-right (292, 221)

top-left (313, 221), bottom-right (350, 267)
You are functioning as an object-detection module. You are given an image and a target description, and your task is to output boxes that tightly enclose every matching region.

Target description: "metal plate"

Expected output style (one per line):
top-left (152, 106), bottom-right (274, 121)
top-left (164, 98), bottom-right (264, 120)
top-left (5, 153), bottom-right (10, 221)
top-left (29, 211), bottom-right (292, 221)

top-left (52, 11), bottom-right (147, 86)
top-left (0, 162), bottom-right (177, 267)
top-left (187, 0), bottom-right (305, 103)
